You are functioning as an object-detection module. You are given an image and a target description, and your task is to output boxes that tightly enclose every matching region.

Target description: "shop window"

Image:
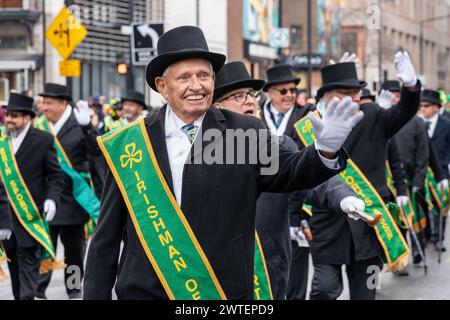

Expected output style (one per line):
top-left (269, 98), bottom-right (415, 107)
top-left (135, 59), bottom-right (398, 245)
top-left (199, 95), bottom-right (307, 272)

top-left (0, 0), bottom-right (22, 9)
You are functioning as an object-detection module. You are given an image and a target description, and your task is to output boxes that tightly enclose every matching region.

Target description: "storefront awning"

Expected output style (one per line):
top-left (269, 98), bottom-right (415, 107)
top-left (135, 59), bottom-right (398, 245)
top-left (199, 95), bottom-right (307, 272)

top-left (0, 54), bottom-right (43, 71)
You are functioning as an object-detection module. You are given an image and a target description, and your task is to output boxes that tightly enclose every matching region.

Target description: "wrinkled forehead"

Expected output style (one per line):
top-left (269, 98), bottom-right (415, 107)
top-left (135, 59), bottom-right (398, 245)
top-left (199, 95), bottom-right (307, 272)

top-left (162, 58), bottom-right (213, 77)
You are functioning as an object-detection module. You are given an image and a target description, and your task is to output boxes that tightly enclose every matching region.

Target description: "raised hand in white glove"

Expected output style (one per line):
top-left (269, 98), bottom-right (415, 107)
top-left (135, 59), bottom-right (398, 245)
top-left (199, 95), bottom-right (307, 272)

top-left (0, 229), bottom-right (12, 241)
top-left (396, 195), bottom-right (409, 208)
top-left (438, 179), bottom-right (449, 194)
top-left (308, 97), bottom-right (364, 154)
top-left (394, 51), bottom-right (417, 87)
top-left (74, 100), bottom-right (91, 126)
top-left (43, 199), bottom-right (56, 222)
top-left (329, 52), bottom-right (360, 68)
top-left (290, 227), bottom-right (300, 241)
top-left (376, 90), bottom-right (394, 109)
top-left (340, 196), bottom-right (365, 221)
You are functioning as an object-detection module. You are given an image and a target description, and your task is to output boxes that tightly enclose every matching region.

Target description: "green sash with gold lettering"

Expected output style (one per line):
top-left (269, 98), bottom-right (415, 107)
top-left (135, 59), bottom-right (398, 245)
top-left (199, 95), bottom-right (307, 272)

top-left (98, 119), bottom-right (227, 300)
top-left (294, 113), bottom-right (410, 271)
top-left (0, 127), bottom-right (60, 273)
top-left (253, 232), bottom-right (273, 300)
top-left (426, 167), bottom-right (449, 216)
top-left (34, 117), bottom-right (99, 227)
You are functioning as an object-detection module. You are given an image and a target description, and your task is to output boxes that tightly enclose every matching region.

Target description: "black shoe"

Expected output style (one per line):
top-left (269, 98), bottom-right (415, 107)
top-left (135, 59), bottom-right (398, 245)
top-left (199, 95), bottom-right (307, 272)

top-left (67, 291), bottom-right (82, 299)
top-left (436, 243), bottom-right (447, 252)
top-left (393, 269), bottom-right (409, 276)
top-left (34, 292), bottom-right (47, 300)
top-left (413, 255), bottom-right (422, 264)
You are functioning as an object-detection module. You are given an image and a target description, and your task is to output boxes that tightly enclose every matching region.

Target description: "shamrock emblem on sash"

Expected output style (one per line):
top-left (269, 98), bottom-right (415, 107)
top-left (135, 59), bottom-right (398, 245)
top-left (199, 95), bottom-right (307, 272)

top-left (120, 143), bottom-right (142, 169)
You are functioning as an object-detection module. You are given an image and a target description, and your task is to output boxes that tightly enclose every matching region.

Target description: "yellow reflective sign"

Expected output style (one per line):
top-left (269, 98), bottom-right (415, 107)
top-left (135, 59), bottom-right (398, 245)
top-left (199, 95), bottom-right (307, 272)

top-left (60, 60), bottom-right (81, 77)
top-left (46, 6), bottom-right (87, 59)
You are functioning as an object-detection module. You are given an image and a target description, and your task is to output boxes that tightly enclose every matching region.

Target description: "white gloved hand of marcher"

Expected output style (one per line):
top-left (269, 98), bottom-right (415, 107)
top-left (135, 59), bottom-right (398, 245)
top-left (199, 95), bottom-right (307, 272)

top-left (43, 199), bottom-right (56, 222)
top-left (329, 52), bottom-right (360, 68)
top-left (309, 97), bottom-right (364, 153)
top-left (74, 100), bottom-right (91, 126)
top-left (0, 229), bottom-right (12, 241)
top-left (438, 179), bottom-right (449, 194)
top-left (290, 227), bottom-right (300, 241)
top-left (394, 51), bottom-right (417, 87)
top-left (340, 196), bottom-right (364, 221)
top-left (412, 186), bottom-right (421, 194)
top-left (396, 195), bottom-right (409, 208)
top-left (376, 90), bottom-right (394, 109)
top-left (295, 229), bottom-right (310, 248)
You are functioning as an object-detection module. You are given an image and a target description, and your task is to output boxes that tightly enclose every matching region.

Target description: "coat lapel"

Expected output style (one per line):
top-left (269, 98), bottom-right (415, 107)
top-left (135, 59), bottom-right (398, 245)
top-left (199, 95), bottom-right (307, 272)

top-left (145, 105), bottom-right (175, 193)
top-left (15, 127), bottom-right (36, 160)
top-left (432, 116), bottom-right (445, 140)
top-left (57, 112), bottom-right (78, 141)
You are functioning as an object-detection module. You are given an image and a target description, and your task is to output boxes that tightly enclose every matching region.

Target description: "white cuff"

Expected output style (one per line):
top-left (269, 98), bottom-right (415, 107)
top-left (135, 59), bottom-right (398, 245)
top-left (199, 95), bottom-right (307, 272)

top-left (316, 147), bottom-right (341, 170)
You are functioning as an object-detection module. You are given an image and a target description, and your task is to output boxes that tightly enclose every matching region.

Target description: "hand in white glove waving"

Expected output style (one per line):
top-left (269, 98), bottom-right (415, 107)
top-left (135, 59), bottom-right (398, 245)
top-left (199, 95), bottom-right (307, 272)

top-left (340, 196), bottom-right (365, 221)
top-left (0, 229), bottom-right (12, 241)
top-left (74, 100), bottom-right (91, 126)
top-left (308, 97), bottom-right (364, 154)
top-left (376, 90), bottom-right (394, 109)
top-left (438, 179), bottom-right (449, 194)
top-left (43, 199), bottom-right (56, 222)
top-left (394, 51), bottom-right (417, 87)
top-left (396, 195), bottom-right (409, 208)
top-left (329, 52), bottom-right (360, 68)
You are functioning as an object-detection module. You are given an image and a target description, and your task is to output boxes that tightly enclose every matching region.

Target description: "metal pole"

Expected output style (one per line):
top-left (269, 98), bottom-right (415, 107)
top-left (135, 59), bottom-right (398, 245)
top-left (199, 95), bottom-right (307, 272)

top-left (196, 0), bottom-right (200, 27)
top-left (307, 0), bottom-right (312, 98)
top-left (43, 0), bottom-right (46, 85)
top-left (127, 0), bottom-right (135, 91)
top-left (378, 0), bottom-right (382, 88)
top-left (420, 20), bottom-right (424, 76)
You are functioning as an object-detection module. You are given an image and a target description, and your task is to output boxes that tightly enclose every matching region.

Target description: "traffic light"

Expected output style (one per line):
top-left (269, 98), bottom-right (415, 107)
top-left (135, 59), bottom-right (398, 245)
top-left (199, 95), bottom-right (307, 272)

top-left (117, 62), bottom-right (128, 75)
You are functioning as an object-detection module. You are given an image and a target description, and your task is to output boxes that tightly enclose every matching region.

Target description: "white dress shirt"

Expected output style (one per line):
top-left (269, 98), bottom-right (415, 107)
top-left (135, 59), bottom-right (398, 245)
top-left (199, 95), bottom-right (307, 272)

top-left (11, 122), bottom-right (31, 154)
top-left (263, 101), bottom-right (295, 136)
top-left (165, 105), bottom-right (205, 206)
top-left (50, 105), bottom-right (72, 136)
top-left (426, 113), bottom-right (439, 138)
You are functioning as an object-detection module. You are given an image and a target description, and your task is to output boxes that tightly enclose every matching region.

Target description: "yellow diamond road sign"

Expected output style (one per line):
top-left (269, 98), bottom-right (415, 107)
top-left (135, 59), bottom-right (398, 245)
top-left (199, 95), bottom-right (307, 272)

top-left (46, 6), bottom-right (87, 60)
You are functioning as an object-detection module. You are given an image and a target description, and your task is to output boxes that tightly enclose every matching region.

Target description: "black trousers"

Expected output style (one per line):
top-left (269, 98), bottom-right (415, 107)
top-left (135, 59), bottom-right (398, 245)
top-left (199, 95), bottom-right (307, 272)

top-left (3, 234), bottom-right (41, 300)
top-left (286, 244), bottom-right (309, 300)
top-left (309, 257), bottom-right (383, 300)
top-left (37, 224), bottom-right (85, 296)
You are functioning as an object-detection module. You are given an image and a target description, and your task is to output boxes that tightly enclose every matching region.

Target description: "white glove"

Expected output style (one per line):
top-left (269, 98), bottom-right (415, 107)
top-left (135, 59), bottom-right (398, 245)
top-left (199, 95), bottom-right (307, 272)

top-left (329, 52), bottom-right (360, 68)
top-left (290, 227), bottom-right (300, 241)
top-left (309, 97), bottom-right (364, 153)
top-left (340, 196), bottom-right (364, 221)
top-left (394, 51), bottom-right (417, 87)
top-left (376, 90), bottom-right (394, 109)
top-left (396, 195), bottom-right (409, 208)
top-left (0, 229), bottom-right (12, 241)
top-left (412, 186), bottom-right (421, 194)
top-left (438, 179), bottom-right (449, 194)
top-left (290, 227), bottom-right (309, 247)
top-left (43, 199), bottom-right (56, 222)
top-left (74, 100), bottom-right (91, 126)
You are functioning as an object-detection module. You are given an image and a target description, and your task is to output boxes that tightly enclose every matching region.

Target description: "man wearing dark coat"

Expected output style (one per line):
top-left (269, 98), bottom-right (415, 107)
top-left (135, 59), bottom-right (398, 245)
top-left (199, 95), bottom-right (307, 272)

top-left (83, 26), bottom-right (364, 300)
top-left (36, 83), bottom-right (100, 299)
top-left (0, 93), bottom-right (64, 300)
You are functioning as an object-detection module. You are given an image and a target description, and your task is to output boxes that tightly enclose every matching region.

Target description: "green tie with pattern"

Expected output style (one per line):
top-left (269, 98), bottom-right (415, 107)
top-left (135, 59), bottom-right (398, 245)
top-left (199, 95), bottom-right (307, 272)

top-left (181, 124), bottom-right (199, 144)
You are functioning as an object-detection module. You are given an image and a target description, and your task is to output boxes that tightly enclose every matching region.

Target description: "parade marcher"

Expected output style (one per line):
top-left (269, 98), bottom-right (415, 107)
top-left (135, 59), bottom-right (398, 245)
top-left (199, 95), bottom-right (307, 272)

top-left (0, 93), bottom-right (64, 300)
top-left (359, 88), bottom-right (376, 104)
top-left (121, 90), bottom-right (148, 125)
top-left (36, 83), bottom-right (101, 299)
top-left (419, 89), bottom-right (450, 252)
top-left (301, 51), bottom-right (421, 300)
top-left (83, 26), bottom-right (364, 300)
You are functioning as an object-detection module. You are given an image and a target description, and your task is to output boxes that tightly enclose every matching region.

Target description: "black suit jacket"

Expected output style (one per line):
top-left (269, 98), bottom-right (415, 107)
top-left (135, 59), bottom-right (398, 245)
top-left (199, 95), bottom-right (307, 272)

top-left (0, 180), bottom-right (11, 231)
top-left (7, 127), bottom-right (64, 247)
top-left (430, 115), bottom-right (450, 177)
top-left (84, 106), bottom-right (346, 300)
top-left (50, 112), bottom-right (100, 225)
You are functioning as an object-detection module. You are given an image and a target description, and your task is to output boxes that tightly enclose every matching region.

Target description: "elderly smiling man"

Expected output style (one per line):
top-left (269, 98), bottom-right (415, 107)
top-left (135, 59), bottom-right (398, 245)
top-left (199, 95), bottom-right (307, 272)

top-left (83, 26), bottom-right (363, 300)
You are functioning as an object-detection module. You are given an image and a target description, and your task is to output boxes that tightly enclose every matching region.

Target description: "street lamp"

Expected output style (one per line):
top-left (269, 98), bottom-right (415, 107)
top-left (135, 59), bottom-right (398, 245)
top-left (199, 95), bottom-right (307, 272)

top-left (419, 14), bottom-right (450, 77)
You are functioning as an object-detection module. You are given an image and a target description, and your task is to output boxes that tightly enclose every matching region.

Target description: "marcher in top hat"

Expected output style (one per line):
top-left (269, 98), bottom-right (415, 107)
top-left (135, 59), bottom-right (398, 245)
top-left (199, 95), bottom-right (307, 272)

top-left (306, 51), bottom-right (421, 300)
top-left (121, 90), bottom-right (149, 125)
top-left (419, 89), bottom-right (450, 252)
top-left (359, 88), bottom-right (376, 104)
top-left (36, 83), bottom-right (101, 299)
top-left (0, 92), bottom-right (64, 300)
top-left (83, 25), bottom-right (361, 300)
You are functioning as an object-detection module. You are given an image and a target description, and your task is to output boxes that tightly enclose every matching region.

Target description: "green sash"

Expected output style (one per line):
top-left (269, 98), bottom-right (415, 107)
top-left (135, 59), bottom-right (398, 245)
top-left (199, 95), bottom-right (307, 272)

top-left (386, 162), bottom-right (415, 226)
top-left (34, 117), bottom-right (100, 223)
top-left (411, 192), bottom-right (427, 233)
top-left (426, 167), bottom-right (450, 216)
top-left (294, 113), bottom-right (410, 271)
top-left (253, 232), bottom-right (273, 300)
top-left (0, 243), bottom-right (7, 281)
top-left (0, 128), bottom-right (58, 272)
top-left (98, 119), bottom-right (226, 300)
top-left (386, 161), bottom-right (397, 197)
top-left (302, 204), bottom-right (313, 216)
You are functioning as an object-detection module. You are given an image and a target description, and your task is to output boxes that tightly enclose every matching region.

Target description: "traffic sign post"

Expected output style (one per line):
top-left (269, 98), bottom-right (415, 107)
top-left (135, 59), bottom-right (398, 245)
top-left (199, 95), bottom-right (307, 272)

top-left (60, 60), bottom-right (81, 77)
top-left (130, 23), bottom-right (164, 66)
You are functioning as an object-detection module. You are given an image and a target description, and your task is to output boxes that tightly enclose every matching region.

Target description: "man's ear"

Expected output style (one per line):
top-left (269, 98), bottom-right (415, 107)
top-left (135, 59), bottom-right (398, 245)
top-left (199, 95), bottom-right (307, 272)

top-left (155, 77), bottom-right (167, 99)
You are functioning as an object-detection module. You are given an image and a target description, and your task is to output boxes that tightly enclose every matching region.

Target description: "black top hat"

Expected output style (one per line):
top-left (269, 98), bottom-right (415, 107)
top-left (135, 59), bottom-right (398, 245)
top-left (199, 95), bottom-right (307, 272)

top-left (121, 90), bottom-right (147, 109)
top-left (39, 83), bottom-right (73, 101)
top-left (213, 61), bottom-right (265, 103)
top-left (263, 64), bottom-right (300, 92)
top-left (316, 62), bottom-right (367, 99)
top-left (145, 26), bottom-right (226, 92)
top-left (6, 92), bottom-right (35, 117)
top-left (421, 89), bottom-right (441, 107)
top-left (360, 88), bottom-right (375, 101)
top-left (381, 80), bottom-right (401, 92)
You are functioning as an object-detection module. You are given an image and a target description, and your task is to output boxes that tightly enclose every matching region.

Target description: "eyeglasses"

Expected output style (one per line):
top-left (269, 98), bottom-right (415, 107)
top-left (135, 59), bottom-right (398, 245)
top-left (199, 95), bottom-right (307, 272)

top-left (272, 88), bottom-right (297, 96)
top-left (219, 90), bottom-right (261, 103)
top-left (333, 89), bottom-right (363, 98)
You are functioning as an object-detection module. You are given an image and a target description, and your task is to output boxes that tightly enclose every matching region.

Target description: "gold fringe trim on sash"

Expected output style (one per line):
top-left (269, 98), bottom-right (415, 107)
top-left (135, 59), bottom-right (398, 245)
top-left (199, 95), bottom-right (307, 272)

top-left (0, 266), bottom-right (8, 282)
top-left (39, 259), bottom-right (66, 274)
top-left (387, 252), bottom-right (409, 272)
